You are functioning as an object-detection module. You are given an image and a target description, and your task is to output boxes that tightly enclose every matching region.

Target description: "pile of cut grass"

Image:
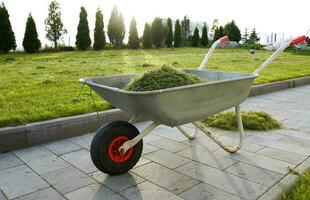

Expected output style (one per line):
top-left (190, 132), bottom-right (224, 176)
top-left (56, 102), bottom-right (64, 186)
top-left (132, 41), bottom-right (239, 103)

top-left (281, 168), bottom-right (310, 200)
top-left (124, 66), bottom-right (205, 91)
top-left (203, 111), bottom-right (281, 131)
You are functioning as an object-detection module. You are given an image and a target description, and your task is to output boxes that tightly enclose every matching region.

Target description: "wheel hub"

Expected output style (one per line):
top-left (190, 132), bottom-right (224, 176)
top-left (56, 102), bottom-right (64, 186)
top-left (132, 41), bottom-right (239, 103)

top-left (108, 136), bottom-right (133, 163)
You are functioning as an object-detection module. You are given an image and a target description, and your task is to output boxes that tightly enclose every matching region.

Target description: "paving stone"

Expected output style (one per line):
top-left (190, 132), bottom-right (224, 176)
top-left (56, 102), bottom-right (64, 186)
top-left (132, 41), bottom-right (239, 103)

top-left (217, 135), bottom-right (264, 153)
top-left (177, 147), bottom-right (237, 170)
top-left (61, 149), bottom-right (97, 174)
top-left (245, 135), bottom-right (310, 156)
top-left (279, 135), bottom-right (310, 149)
top-left (134, 121), bottom-right (152, 131)
top-left (176, 161), bottom-right (267, 200)
top-left (41, 166), bottom-right (96, 194)
top-left (120, 181), bottom-right (184, 200)
top-left (134, 157), bottom-right (151, 168)
top-left (43, 139), bottom-right (82, 155)
top-left (295, 156), bottom-right (310, 172)
top-left (65, 183), bottom-right (125, 200)
top-left (217, 149), bottom-right (294, 174)
top-left (90, 171), bottom-right (145, 192)
top-left (257, 147), bottom-right (306, 165)
top-left (0, 190), bottom-right (7, 200)
top-left (225, 162), bottom-right (283, 187)
top-left (132, 162), bottom-right (199, 194)
top-left (142, 134), bottom-right (162, 143)
top-left (141, 144), bottom-right (159, 155)
top-left (70, 133), bottom-right (95, 150)
top-left (153, 127), bottom-right (189, 142)
top-left (0, 152), bottom-right (23, 170)
top-left (180, 182), bottom-right (243, 200)
top-left (257, 174), bottom-right (299, 200)
top-left (14, 187), bottom-right (65, 200)
top-left (148, 137), bottom-right (190, 153)
top-left (269, 129), bottom-right (310, 141)
top-left (182, 137), bottom-right (220, 152)
top-left (144, 149), bottom-right (190, 169)
top-left (13, 146), bottom-right (54, 162)
top-left (26, 155), bottom-right (70, 175)
top-left (0, 165), bottom-right (49, 199)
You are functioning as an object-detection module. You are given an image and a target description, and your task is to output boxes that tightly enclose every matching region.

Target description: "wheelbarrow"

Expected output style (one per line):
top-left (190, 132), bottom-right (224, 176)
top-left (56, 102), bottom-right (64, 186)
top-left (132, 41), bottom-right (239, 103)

top-left (79, 35), bottom-right (306, 175)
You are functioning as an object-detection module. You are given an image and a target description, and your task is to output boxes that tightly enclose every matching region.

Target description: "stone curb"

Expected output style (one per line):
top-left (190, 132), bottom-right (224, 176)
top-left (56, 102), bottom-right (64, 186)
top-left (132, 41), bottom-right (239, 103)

top-left (0, 76), bottom-right (309, 153)
top-left (257, 155), bottom-right (310, 200)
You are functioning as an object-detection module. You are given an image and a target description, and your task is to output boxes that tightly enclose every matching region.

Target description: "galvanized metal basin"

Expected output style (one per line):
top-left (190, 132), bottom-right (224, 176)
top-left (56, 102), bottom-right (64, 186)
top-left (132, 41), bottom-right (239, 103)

top-left (80, 70), bottom-right (258, 127)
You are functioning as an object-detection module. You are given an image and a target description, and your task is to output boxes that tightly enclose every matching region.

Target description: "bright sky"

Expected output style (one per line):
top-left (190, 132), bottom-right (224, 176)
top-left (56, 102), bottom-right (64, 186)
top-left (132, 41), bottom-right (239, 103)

top-left (3, 0), bottom-right (310, 49)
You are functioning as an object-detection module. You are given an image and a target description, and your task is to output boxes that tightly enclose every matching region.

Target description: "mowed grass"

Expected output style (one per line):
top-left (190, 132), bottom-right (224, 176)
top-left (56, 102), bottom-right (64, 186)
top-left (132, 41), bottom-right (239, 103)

top-left (0, 48), bottom-right (309, 127)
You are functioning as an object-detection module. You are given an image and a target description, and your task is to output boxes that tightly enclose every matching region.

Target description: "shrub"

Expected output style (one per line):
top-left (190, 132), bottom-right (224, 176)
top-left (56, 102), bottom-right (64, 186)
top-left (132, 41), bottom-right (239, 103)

top-left (243, 43), bottom-right (262, 50)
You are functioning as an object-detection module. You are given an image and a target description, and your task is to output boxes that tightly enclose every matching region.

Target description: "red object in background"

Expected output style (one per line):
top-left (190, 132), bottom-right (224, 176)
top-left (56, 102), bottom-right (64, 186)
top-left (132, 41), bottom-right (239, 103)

top-left (291, 36), bottom-right (306, 45)
top-left (220, 36), bottom-right (229, 43)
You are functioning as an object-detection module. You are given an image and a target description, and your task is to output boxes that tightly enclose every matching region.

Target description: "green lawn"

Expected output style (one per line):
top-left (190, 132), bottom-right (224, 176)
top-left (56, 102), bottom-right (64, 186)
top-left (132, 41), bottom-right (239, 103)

top-left (281, 168), bottom-right (310, 200)
top-left (0, 48), bottom-right (309, 127)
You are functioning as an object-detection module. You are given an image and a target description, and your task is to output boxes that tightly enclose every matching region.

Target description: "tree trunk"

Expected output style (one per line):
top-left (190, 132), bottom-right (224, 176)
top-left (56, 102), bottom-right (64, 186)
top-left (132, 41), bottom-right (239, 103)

top-left (54, 39), bottom-right (57, 51)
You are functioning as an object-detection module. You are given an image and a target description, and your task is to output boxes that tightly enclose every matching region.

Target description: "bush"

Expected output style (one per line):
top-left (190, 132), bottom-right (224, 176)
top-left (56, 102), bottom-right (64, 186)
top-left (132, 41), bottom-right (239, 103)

top-left (243, 43), bottom-right (262, 50)
top-left (59, 46), bottom-right (75, 51)
top-left (41, 45), bottom-right (55, 52)
top-left (203, 111), bottom-right (281, 131)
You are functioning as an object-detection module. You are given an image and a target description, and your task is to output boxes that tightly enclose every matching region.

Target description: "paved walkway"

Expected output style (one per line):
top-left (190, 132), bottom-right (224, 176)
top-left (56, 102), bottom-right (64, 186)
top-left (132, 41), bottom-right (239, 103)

top-left (1, 85), bottom-right (310, 200)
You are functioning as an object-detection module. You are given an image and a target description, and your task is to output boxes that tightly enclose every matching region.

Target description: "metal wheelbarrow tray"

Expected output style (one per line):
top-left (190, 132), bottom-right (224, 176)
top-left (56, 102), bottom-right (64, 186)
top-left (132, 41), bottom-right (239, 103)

top-left (80, 36), bottom-right (306, 175)
top-left (82, 70), bottom-right (257, 127)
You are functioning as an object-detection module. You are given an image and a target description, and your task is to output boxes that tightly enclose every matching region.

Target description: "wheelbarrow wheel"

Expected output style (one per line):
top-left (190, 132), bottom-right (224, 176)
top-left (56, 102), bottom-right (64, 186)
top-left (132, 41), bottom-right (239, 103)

top-left (90, 121), bottom-right (143, 175)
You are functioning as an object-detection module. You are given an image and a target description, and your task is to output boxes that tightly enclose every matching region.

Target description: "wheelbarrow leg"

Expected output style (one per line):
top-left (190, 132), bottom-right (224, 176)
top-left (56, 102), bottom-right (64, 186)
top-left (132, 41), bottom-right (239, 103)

top-left (176, 126), bottom-right (197, 140)
top-left (192, 105), bottom-right (244, 153)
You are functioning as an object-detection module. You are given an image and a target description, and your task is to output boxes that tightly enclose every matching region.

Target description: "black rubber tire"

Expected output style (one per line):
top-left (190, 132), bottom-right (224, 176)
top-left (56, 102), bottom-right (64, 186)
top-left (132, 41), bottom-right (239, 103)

top-left (90, 121), bottom-right (143, 175)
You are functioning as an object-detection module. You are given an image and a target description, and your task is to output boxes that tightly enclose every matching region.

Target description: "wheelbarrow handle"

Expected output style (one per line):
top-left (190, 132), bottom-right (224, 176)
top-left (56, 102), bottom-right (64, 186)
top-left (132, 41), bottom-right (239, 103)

top-left (198, 36), bottom-right (230, 70)
top-left (253, 35), bottom-right (306, 75)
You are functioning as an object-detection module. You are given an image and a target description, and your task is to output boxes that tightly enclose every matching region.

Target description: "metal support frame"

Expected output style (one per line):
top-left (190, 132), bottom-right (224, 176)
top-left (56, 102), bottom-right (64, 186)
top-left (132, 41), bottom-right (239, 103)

top-left (176, 126), bottom-right (197, 139)
top-left (120, 106), bottom-right (244, 154)
top-left (119, 118), bottom-right (158, 153)
top-left (193, 105), bottom-right (244, 153)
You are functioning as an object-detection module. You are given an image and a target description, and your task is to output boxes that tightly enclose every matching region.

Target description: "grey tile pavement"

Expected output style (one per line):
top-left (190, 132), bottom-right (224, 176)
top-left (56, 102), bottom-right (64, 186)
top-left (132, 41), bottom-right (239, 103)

top-left (0, 85), bottom-right (310, 199)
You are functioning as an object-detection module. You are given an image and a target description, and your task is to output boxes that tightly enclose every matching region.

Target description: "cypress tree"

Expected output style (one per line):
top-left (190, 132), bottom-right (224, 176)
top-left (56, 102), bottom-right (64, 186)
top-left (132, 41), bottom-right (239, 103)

top-left (165, 18), bottom-right (173, 48)
top-left (128, 17), bottom-right (139, 49)
top-left (201, 23), bottom-right (209, 47)
top-left (142, 23), bottom-right (152, 49)
top-left (224, 20), bottom-right (241, 42)
top-left (174, 19), bottom-right (182, 48)
top-left (242, 28), bottom-right (249, 44)
top-left (45, 0), bottom-right (66, 50)
top-left (93, 8), bottom-right (105, 50)
top-left (0, 3), bottom-right (16, 53)
top-left (23, 14), bottom-right (41, 53)
top-left (151, 17), bottom-right (164, 48)
top-left (181, 15), bottom-right (190, 46)
top-left (249, 28), bottom-right (260, 44)
top-left (213, 26), bottom-right (224, 41)
top-left (192, 27), bottom-right (200, 47)
top-left (76, 6), bottom-right (91, 50)
top-left (107, 6), bottom-right (125, 48)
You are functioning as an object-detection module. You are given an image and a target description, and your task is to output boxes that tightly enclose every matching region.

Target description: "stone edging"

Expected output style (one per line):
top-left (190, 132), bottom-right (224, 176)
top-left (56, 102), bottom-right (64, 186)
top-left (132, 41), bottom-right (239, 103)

top-left (257, 156), bottom-right (310, 200)
top-left (0, 76), bottom-right (310, 153)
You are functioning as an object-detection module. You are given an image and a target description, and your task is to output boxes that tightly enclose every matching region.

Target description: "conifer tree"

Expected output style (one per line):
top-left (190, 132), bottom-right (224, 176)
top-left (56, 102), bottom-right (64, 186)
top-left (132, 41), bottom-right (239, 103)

top-left (241, 28), bottom-right (249, 44)
top-left (213, 26), bottom-right (224, 41)
top-left (192, 27), bottom-right (200, 47)
top-left (76, 6), bottom-right (91, 50)
top-left (93, 8), bottom-right (105, 50)
top-left (201, 23), bottom-right (209, 47)
top-left (128, 17), bottom-right (139, 49)
top-left (0, 3), bottom-right (16, 52)
top-left (142, 23), bottom-right (152, 48)
top-left (151, 17), bottom-right (164, 48)
top-left (165, 18), bottom-right (173, 48)
top-left (174, 19), bottom-right (182, 48)
top-left (23, 14), bottom-right (41, 53)
top-left (249, 28), bottom-right (260, 44)
top-left (224, 20), bottom-right (241, 42)
top-left (107, 6), bottom-right (125, 48)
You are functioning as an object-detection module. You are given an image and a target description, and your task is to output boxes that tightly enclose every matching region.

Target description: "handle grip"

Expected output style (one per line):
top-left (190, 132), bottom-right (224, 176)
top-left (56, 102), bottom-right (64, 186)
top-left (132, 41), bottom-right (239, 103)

top-left (291, 36), bottom-right (306, 45)
top-left (220, 36), bottom-right (230, 44)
